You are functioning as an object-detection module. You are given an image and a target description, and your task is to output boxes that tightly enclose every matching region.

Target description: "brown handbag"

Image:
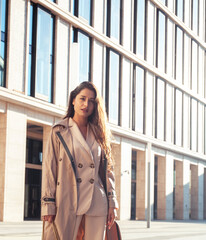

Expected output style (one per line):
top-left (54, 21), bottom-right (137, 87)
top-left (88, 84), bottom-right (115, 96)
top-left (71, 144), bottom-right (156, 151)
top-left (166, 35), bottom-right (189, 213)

top-left (105, 221), bottom-right (122, 240)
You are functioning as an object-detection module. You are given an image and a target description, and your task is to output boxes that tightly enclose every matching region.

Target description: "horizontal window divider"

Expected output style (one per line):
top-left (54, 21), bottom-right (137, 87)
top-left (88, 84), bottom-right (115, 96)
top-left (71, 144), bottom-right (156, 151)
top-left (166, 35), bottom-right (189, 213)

top-left (109, 123), bottom-right (206, 162)
top-left (32, 0), bottom-right (206, 106)
top-left (150, 0), bottom-right (206, 49)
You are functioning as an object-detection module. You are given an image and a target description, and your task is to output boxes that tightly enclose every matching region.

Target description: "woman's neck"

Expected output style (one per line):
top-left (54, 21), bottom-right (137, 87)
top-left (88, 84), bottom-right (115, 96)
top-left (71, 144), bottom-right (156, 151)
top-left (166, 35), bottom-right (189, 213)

top-left (72, 115), bottom-right (88, 127)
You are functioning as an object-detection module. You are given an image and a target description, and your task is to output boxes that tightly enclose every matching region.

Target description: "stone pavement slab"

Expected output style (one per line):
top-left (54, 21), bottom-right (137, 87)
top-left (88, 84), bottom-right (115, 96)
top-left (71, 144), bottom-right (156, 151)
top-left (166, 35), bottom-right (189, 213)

top-left (0, 220), bottom-right (206, 240)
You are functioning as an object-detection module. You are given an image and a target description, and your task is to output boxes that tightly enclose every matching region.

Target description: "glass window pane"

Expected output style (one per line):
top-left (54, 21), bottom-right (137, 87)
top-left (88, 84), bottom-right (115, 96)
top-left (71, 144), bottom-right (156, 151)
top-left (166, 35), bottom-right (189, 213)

top-left (175, 89), bottom-right (182, 146)
top-left (108, 50), bottom-right (119, 125)
top-left (156, 78), bottom-right (165, 140)
top-left (191, 40), bottom-right (198, 93)
top-left (35, 8), bottom-right (52, 100)
top-left (79, 0), bottom-right (91, 24)
top-left (26, 138), bottom-right (43, 165)
top-left (192, 0), bottom-right (198, 34)
top-left (135, 0), bottom-right (145, 57)
top-left (176, 0), bottom-right (184, 21)
top-left (191, 98), bottom-right (197, 151)
top-left (0, 0), bottom-right (7, 87)
top-left (135, 65), bottom-right (144, 133)
top-left (110, 0), bottom-right (120, 41)
top-left (78, 32), bottom-right (90, 83)
top-left (157, 11), bottom-right (165, 72)
top-left (205, 106), bottom-right (206, 154)
top-left (27, 4), bottom-right (33, 95)
top-left (175, 27), bottom-right (183, 83)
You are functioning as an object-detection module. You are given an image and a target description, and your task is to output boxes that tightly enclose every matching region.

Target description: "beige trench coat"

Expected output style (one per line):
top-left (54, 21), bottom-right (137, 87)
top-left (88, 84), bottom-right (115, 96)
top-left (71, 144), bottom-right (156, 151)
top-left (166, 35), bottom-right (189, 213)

top-left (41, 118), bottom-right (118, 240)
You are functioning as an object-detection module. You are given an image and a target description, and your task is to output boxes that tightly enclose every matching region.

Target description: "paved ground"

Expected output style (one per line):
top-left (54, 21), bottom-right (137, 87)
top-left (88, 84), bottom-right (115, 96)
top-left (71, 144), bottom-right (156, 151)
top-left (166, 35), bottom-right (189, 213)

top-left (0, 220), bottom-right (206, 240)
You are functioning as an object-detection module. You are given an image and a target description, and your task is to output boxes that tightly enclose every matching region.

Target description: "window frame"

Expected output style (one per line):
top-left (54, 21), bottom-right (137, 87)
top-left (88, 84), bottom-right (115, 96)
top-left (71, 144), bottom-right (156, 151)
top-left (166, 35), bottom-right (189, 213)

top-left (105, 48), bottom-right (121, 126)
top-left (28, 3), bottom-right (55, 103)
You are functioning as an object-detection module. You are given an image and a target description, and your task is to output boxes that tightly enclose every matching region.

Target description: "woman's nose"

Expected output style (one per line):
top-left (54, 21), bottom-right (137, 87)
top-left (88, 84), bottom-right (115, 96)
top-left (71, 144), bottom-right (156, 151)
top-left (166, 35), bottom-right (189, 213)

top-left (83, 100), bottom-right (88, 107)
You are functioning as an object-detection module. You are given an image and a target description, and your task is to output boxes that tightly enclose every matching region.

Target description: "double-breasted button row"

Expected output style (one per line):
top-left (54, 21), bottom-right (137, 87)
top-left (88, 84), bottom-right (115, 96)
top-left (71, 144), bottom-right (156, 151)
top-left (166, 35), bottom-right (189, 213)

top-left (77, 178), bottom-right (82, 183)
top-left (89, 178), bottom-right (94, 184)
top-left (78, 163), bottom-right (83, 168)
top-left (90, 163), bottom-right (95, 168)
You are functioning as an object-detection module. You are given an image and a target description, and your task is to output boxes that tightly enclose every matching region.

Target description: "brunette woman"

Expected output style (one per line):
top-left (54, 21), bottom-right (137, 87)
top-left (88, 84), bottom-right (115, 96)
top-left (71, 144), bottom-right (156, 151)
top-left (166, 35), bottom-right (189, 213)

top-left (41, 81), bottom-right (118, 240)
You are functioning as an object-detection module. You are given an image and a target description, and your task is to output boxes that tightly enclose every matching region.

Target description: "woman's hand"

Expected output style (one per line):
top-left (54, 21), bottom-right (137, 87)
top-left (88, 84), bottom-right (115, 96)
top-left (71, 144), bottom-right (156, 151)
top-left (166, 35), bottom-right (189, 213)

top-left (107, 207), bottom-right (117, 230)
top-left (42, 215), bottom-right (56, 223)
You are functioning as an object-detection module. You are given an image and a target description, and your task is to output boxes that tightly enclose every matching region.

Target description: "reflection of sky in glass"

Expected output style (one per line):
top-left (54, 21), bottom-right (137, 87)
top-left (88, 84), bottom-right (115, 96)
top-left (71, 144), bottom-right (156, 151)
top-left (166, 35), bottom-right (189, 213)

top-left (78, 32), bottom-right (90, 83)
top-left (135, 66), bottom-right (144, 133)
top-left (79, 0), bottom-right (91, 24)
top-left (1, 0), bottom-right (6, 32)
top-left (176, 0), bottom-right (183, 21)
top-left (0, 0), bottom-right (6, 86)
top-left (176, 27), bottom-right (183, 83)
top-left (156, 78), bottom-right (165, 140)
top-left (109, 51), bottom-right (119, 125)
top-left (192, 0), bottom-right (198, 34)
top-left (28, 4), bottom-right (33, 95)
top-left (157, 11), bottom-right (165, 72)
top-left (205, 107), bottom-right (206, 153)
top-left (191, 40), bottom-right (198, 93)
top-left (136, 0), bottom-right (145, 57)
top-left (36, 8), bottom-right (51, 98)
top-left (175, 89), bottom-right (182, 146)
top-left (110, 0), bottom-right (120, 41)
top-left (191, 98), bottom-right (197, 151)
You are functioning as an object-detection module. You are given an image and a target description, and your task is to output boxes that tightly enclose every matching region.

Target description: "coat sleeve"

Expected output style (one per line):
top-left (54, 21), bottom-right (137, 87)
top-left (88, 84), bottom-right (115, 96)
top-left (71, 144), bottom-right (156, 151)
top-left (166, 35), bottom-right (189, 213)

top-left (107, 169), bottom-right (119, 209)
top-left (41, 128), bottom-right (59, 217)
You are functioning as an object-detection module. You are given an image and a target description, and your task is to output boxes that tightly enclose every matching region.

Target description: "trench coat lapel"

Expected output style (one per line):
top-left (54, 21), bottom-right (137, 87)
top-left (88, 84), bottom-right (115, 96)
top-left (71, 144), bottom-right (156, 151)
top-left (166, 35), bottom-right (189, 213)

top-left (69, 118), bottom-right (94, 162)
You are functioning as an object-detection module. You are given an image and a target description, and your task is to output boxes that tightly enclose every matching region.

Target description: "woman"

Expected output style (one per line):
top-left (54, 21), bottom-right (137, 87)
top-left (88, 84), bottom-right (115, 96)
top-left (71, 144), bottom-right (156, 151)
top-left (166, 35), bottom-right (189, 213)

top-left (41, 82), bottom-right (118, 240)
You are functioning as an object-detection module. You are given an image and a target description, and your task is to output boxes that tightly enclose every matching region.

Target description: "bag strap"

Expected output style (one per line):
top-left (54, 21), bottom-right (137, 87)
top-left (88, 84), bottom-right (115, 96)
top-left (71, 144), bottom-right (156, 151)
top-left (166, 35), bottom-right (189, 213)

top-left (42, 220), bottom-right (60, 240)
top-left (56, 131), bottom-right (76, 175)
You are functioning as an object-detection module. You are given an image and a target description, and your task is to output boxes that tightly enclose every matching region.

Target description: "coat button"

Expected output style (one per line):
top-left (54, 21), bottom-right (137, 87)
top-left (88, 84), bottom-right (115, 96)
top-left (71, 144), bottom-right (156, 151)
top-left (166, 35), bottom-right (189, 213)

top-left (90, 163), bottom-right (95, 168)
top-left (89, 178), bottom-right (94, 184)
top-left (77, 178), bottom-right (82, 183)
top-left (57, 182), bottom-right (60, 185)
top-left (78, 163), bottom-right (83, 168)
top-left (59, 158), bottom-right (62, 161)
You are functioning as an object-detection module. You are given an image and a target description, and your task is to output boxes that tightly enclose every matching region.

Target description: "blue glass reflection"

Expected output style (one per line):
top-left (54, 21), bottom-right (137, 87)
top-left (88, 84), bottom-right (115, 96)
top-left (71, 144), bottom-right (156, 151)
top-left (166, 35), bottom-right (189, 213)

top-left (176, 27), bottom-right (183, 83)
top-left (28, 4), bottom-right (33, 96)
top-left (157, 11), bottom-right (165, 72)
top-left (109, 50), bottom-right (119, 125)
top-left (192, 0), bottom-right (198, 34)
top-left (79, 0), bottom-right (91, 24)
top-left (135, 66), bottom-right (144, 133)
top-left (136, 0), bottom-right (145, 57)
top-left (35, 8), bottom-right (52, 100)
top-left (176, 0), bottom-right (183, 21)
top-left (78, 32), bottom-right (90, 83)
top-left (0, 0), bottom-right (7, 87)
top-left (110, 0), bottom-right (120, 41)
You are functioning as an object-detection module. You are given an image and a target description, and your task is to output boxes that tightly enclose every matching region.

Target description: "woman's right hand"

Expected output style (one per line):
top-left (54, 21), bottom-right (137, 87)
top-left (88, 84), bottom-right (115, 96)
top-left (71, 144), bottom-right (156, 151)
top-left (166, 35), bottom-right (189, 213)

top-left (43, 215), bottom-right (56, 223)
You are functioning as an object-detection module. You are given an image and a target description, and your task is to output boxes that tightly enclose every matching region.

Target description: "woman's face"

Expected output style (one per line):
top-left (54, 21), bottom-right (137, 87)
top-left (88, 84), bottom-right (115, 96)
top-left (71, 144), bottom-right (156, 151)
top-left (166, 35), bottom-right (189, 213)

top-left (72, 88), bottom-right (96, 119)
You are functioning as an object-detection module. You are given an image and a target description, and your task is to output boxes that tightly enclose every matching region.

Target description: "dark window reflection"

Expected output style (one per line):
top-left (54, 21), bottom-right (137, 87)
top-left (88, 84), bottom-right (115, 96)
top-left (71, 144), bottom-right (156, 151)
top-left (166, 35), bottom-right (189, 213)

top-left (24, 169), bottom-right (42, 220)
top-left (26, 138), bottom-right (42, 165)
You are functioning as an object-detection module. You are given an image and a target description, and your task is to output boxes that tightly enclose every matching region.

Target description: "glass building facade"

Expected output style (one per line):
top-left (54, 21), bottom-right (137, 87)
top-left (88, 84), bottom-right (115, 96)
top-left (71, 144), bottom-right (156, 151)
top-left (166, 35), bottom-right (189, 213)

top-left (0, 0), bottom-right (206, 222)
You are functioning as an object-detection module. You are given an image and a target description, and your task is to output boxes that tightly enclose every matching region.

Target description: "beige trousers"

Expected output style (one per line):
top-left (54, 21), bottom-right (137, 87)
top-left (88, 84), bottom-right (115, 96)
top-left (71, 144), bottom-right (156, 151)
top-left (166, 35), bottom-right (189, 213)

top-left (73, 215), bottom-right (107, 240)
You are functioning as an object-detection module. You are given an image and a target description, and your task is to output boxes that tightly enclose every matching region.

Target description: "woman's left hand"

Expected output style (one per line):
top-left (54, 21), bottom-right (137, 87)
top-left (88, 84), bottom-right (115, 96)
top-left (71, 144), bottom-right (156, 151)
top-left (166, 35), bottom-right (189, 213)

top-left (107, 207), bottom-right (117, 229)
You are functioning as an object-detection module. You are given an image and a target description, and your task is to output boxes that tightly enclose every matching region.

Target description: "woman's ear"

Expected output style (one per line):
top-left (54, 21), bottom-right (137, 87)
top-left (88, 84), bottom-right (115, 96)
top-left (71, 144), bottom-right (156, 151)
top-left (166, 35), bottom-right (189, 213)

top-left (72, 98), bottom-right (75, 105)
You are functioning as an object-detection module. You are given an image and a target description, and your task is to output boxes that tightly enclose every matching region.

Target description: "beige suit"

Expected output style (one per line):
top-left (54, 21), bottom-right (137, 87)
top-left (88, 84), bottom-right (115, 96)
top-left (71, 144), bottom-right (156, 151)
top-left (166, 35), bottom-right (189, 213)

top-left (41, 118), bottom-right (118, 240)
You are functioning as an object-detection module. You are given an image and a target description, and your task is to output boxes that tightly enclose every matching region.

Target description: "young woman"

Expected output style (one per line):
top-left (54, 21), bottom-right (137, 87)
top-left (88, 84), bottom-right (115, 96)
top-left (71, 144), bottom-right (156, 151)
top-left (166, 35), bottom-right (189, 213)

top-left (41, 82), bottom-right (118, 240)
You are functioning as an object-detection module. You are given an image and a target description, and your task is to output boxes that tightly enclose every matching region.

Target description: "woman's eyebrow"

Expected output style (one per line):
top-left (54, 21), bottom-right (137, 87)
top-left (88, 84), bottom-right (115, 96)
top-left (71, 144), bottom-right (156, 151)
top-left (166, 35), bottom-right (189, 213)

top-left (80, 95), bottom-right (95, 100)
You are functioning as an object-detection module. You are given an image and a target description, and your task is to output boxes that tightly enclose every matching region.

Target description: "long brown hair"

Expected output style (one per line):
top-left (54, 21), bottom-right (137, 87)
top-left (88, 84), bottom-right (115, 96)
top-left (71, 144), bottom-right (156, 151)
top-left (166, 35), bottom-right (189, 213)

top-left (64, 82), bottom-right (113, 168)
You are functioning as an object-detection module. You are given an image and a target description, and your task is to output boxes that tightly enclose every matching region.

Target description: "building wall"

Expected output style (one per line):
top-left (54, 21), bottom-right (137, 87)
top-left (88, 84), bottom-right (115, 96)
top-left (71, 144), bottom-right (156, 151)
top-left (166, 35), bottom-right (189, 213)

top-left (0, 0), bottom-right (206, 222)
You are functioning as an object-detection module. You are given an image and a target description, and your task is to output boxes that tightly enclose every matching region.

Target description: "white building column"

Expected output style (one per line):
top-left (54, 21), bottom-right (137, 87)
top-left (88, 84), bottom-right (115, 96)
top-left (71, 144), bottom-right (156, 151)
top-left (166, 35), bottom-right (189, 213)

top-left (165, 152), bottom-right (174, 220)
top-left (198, 163), bottom-right (204, 219)
top-left (183, 158), bottom-right (190, 220)
top-left (120, 139), bottom-right (132, 220)
top-left (3, 104), bottom-right (27, 221)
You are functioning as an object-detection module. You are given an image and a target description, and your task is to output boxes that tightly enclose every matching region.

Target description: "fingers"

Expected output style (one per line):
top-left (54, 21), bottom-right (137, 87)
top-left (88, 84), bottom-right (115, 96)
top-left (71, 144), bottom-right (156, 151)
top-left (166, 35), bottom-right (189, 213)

top-left (107, 208), bottom-right (116, 229)
top-left (43, 215), bottom-right (55, 223)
